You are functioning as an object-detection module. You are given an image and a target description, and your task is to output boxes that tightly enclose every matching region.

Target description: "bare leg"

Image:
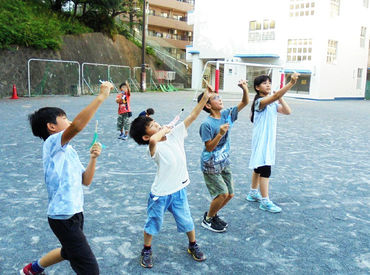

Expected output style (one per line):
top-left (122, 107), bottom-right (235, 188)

top-left (217, 194), bottom-right (234, 213)
top-left (208, 194), bottom-right (228, 217)
top-left (186, 230), bottom-right (196, 243)
top-left (259, 177), bottom-right (270, 198)
top-left (39, 248), bottom-right (64, 268)
top-left (143, 231), bottom-right (153, 246)
top-left (251, 171), bottom-right (260, 189)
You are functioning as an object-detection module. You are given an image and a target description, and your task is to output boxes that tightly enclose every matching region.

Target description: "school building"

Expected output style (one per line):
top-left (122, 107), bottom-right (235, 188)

top-left (186, 0), bottom-right (370, 100)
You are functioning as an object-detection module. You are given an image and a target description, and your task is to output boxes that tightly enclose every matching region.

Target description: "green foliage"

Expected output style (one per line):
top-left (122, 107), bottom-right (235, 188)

top-left (0, 0), bottom-right (91, 49)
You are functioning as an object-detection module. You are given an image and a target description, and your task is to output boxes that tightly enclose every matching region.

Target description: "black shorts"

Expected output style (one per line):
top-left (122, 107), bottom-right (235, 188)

top-left (254, 165), bottom-right (271, 178)
top-left (48, 212), bottom-right (99, 275)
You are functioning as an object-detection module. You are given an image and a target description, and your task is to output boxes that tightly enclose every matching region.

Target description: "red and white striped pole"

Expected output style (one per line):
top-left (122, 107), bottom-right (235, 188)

top-left (215, 61), bottom-right (220, 93)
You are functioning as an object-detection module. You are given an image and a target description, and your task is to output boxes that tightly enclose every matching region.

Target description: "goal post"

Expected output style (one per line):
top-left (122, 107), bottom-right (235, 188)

top-left (193, 60), bottom-right (284, 101)
top-left (27, 58), bottom-right (81, 97)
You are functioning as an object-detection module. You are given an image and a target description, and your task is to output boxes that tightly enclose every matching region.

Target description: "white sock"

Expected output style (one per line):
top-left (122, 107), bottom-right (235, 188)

top-left (261, 197), bottom-right (269, 204)
top-left (250, 188), bottom-right (258, 194)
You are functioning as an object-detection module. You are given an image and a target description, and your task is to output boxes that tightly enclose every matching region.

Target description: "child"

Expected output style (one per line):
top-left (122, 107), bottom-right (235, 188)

top-left (198, 80), bottom-right (249, 233)
top-left (116, 80), bottom-right (131, 140)
top-left (246, 73), bottom-right (299, 213)
top-left (139, 108), bottom-right (155, 117)
top-left (21, 82), bottom-right (113, 275)
top-left (129, 87), bottom-right (212, 268)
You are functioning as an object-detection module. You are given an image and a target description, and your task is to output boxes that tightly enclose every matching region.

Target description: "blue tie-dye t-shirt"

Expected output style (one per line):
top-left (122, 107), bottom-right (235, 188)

top-left (43, 131), bottom-right (85, 216)
top-left (199, 106), bottom-right (238, 174)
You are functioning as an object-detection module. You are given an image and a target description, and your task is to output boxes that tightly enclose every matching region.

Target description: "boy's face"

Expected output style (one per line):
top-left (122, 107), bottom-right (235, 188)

top-left (120, 85), bottom-right (128, 92)
top-left (207, 93), bottom-right (224, 111)
top-left (47, 115), bottom-right (71, 134)
top-left (145, 120), bottom-right (161, 137)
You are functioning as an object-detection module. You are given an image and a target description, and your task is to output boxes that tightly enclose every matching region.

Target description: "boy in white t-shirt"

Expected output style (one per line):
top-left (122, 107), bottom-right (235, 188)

top-left (129, 87), bottom-right (211, 268)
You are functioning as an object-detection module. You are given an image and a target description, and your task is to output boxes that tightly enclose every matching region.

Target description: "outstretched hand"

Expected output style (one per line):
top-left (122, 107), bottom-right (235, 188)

top-left (99, 81), bottom-right (114, 99)
top-left (238, 79), bottom-right (248, 90)
top-left (290, 73), bottom-right (300, 85)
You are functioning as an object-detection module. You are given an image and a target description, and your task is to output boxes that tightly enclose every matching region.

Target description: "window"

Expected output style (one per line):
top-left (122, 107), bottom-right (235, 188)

top-left (249, 19), bottom-right (275, 42)
top-left (287, 39), bottom-right (312, 62)
top-left (289, 0), bottom-right (315, 17)
top-left (356, 68), bottom-right (363, 89)
top-left (360, 27), bottom-right (366, 48)
top-left (330, 0), bottom-right (340, 16)
top-left (327, 40), bottom-right (338, 64)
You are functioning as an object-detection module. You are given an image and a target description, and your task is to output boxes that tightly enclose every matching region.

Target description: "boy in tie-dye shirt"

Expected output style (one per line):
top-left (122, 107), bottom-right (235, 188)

top-left (20, 82), bottom-right (113, 275)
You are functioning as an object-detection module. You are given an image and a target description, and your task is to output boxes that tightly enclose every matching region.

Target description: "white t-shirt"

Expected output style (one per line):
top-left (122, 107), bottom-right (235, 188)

top-left (148, 122), bottom-right (190, 196)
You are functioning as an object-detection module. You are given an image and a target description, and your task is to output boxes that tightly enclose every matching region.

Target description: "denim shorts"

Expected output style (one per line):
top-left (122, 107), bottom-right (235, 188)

top-left (203, 165), bottom-right (234, 198)
top-left (144, 188), bottom-right (194, 235)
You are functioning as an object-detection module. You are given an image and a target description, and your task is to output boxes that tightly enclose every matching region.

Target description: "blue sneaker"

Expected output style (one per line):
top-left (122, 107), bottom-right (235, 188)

top-left (246, 191), bottom-right (262, 202)
top-left (118, 133), bottom-right (124, 139)
top-left (259, 200), bottom-right (282, 213)
top-left (122, 134), bottom-right (128, 140)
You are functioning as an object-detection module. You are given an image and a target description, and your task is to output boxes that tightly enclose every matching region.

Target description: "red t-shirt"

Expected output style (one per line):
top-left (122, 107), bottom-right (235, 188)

top-left (117, 91), bottom-right (131, 114)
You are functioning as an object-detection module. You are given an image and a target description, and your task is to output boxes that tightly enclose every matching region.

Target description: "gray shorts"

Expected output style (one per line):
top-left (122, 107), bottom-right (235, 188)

top-left (203, 165), bottom-right (234, 198)
top-left (117, 113), bottom-right (130, 131)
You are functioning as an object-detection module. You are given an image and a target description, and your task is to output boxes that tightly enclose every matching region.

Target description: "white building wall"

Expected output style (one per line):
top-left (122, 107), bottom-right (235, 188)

top-left (188, 0), bottom-right (370, 99)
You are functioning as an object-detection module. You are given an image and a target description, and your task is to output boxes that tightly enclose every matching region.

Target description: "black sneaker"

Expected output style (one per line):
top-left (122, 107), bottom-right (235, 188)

top-left (214, 214), bottom-right (228, 228)
top-left (188, 243), bottom-right (206, 262)
top-left (201, 212), bottom-right (226, 233)
top-left (140, 248), bottom-right (153, 268)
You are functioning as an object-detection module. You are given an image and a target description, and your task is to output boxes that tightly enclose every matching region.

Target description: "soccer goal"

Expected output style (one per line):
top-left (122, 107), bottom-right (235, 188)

top-left (193, 60), bottom-right (284, 101)
top-left (27, 58), bottom-right (81, 97)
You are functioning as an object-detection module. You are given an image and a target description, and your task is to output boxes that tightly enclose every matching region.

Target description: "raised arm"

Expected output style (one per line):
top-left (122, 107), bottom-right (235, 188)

top-left (259, 73), bottom-right (299, 110)
top-left (183, 85), bottom-right (211, 128)
top-left (148, 126), bottom-right (171, 157)
top-left (126, 80), bottom-right (131, 96)
top-left (277, 97), bottom-right (291, 115)
top-left (61, 82), bottom-right (113, 146)
top-left (237, 80), bottom-right (250, 112)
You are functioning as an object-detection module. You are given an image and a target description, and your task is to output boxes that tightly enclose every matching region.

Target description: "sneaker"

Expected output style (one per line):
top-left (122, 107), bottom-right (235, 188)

top-left (140, 248), bottom-right (153, 268)
top-left (188, 243), bottom-right (206, 262)
top-left (118, 133), bottom-right (124, 139)
top-left (122, 134), bottom-right (128, 140)
top-left (247, 191), bottom-right (262, 202)
top-left (201, 212), bottom-right (226, 233)
top-left (214, 214), bottom-right (228, 228)
top-left (20, 263), bottom-right (46, 275)
top-left (259, 200), bottom-right (282, 213)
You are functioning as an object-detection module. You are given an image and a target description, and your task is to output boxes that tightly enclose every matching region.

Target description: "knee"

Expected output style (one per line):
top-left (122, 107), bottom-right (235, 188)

top-left (218, 193), bottom-right (228, 200)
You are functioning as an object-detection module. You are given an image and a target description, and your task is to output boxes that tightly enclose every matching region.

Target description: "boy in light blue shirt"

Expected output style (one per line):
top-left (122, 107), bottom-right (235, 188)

top-left (20, 82), bottom-right (113, 275)
top-left (198, 80), bottom-right (249, 233)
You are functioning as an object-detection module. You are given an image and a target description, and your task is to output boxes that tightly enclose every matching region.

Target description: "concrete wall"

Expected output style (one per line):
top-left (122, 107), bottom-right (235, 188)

top-left (0, 33), bottom-right (165, 98)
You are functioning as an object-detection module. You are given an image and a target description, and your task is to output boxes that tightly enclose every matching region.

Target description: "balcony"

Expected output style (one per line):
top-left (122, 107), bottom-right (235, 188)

top-left (149, 0), bottom-right (193, 12)
top-left (148, 14), bottom-right (193, 31)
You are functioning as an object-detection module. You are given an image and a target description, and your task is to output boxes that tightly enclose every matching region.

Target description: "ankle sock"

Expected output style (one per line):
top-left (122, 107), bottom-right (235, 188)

top-left (143, 245), bottom-right (151, 251)
top-left (31, 260), bottom-right (45, 273)
top-left (189, 241), bottom-right (196, 247)
top-left (261, 197), bottom-right (270, 204)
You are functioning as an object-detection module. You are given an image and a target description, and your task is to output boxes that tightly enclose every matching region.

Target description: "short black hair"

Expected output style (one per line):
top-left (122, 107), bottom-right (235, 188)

top-left (197, 92), bottom-right (210, 113)
top-left (119, 82), bottom-right (128, 89)
top-left (28, 107), bottom-right (66, 141)
top-left (129, 116), bottom-right (153, 145)
top-left (146, 108), bottom-right (155, 115)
